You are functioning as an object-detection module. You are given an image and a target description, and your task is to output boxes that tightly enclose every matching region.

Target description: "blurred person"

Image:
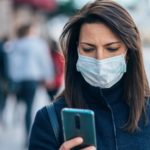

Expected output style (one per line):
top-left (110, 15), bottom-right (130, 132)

top-left (5, 23), bottom-right (54, 142)
top-left (45, 39), bottom-right (64, 101)
top-left (0, 36), bottom-right (8, 122)
top-left (29, 0), bottom-right (150, 150)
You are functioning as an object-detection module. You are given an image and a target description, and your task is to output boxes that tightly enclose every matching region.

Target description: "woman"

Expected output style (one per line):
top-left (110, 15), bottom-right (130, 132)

top-left (29, 0), bottom-right (150, 150)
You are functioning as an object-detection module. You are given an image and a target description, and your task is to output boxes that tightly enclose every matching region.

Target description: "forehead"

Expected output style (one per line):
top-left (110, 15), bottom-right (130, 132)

top-left (79, 23), bottom-right (120, 43)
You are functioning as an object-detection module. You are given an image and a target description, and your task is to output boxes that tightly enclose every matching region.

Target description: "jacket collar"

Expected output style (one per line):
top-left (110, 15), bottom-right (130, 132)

top-left (81, 75), bottom-right (124, 107)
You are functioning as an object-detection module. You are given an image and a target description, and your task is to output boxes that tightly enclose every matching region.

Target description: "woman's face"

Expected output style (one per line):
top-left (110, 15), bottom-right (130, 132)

top-left (78, 23), bottom-right (127, 59)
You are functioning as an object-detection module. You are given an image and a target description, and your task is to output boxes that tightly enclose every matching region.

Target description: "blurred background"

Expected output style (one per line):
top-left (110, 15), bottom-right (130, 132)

top-left (0, 0), bottom-right (150, 150)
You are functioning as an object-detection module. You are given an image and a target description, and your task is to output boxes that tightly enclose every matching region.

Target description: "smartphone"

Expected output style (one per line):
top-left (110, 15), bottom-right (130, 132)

top-left (61, 108), bottom-right (97, 149)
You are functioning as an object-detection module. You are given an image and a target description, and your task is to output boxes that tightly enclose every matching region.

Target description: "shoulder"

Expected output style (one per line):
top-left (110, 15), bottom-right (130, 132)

top-left (141, 98), bottom-right (150, 127)
top-left (38, 97), bottom-right (67, 126)
top-left (29, 97), bottom-right (66, 150)
top-left (33, 97), bottom-right (66, 127)
top-left (53, 97), bottom-right (67, 112)
top-left (37, 97), bottom-right (66, 118)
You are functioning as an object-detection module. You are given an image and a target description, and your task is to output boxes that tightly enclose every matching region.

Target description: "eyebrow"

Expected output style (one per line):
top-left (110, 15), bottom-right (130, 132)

top-left (80, 41), bottom-right (121, 47)
top-left (104, 41), bottom-right (121, 46)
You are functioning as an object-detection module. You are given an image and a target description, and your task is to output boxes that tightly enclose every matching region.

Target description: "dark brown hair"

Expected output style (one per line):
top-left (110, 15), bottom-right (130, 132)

top-left (16, 24), bottom-right (31, 38)
top-left (60, 0), bottom-right (150, 132)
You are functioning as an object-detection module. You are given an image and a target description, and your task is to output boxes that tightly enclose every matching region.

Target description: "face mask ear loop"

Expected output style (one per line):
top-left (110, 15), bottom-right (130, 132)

top-left (77, 47), bottom-right (80, 56)
top-left (123, 50), bottom-right (128, 57)
top-left (123, 50), bottom-right (129, 64)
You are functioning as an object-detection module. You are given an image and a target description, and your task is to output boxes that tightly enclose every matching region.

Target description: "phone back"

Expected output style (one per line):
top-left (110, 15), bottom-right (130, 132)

top-left (61, 108), bottom-right (97, 149)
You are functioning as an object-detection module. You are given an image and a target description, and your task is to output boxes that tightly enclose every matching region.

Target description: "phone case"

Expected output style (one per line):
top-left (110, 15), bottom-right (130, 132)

top-left (61, 108), bottom-right (97, 149)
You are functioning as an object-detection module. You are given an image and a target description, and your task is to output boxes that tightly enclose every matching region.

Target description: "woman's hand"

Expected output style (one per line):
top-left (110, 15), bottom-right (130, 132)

top-left (59, 137), bottom-right (96, 150)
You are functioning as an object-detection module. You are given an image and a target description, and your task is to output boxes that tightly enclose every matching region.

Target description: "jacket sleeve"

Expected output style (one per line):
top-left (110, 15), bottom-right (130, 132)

top-left (29, 107), bottom-right (59, 150)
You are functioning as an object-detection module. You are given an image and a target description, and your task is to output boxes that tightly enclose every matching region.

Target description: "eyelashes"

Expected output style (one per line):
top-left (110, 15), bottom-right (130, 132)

top-left (82, 47), bottom-right (95, 52)
top-left (82, 47), bottom-right (119, 52)
top-left (107, 47), bottom-right (119, 52)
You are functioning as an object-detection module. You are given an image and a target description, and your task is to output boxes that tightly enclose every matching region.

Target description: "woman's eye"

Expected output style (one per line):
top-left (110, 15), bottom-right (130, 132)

top-left (82, 47), bottom-right (95, 52)
top-left (107, 47), bottom-right (118, 52)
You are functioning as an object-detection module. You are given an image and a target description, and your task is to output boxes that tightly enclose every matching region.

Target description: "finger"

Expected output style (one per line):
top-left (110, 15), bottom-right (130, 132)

top-left (59, 137), bottom-right (83, 150)
top-left (81, 146), bottom-right (96, 150)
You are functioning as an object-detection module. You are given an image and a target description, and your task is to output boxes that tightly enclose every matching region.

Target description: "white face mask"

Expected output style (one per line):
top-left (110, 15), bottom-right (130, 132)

top-left (76, 52), bottom-right (127, 88)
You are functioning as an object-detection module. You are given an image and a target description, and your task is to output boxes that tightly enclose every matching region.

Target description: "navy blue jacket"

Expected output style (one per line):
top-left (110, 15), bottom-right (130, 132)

top-left (29, 78), bottom-right (150, 150)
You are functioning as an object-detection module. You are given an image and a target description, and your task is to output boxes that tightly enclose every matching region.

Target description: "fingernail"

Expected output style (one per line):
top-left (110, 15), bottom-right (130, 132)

top-left (77, 137), bottom-right (83, 143)
top-left (91, 146), bottom-right (96, 150)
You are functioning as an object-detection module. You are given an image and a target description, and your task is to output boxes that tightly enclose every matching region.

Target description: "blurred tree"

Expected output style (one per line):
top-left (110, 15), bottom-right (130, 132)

top-left (47, 0), bottom-right (76, 17)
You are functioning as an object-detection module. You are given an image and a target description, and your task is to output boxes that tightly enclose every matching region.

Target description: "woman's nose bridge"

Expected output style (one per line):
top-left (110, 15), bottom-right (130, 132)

top-left (96, 48), bottom-right (104, 60)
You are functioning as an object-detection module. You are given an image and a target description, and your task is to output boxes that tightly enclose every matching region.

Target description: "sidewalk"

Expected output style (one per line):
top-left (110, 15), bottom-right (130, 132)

top-left (0, 123), bottom-right (26, 150)
top-left (0, 86), bottom-right (50, 150)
